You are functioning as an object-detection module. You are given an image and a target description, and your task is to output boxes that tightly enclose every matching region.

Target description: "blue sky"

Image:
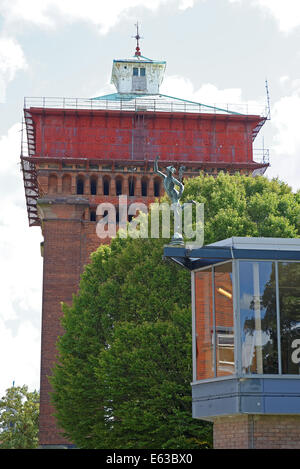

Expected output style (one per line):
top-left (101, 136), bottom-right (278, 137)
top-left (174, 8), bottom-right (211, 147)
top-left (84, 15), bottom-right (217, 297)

top-left (1, 0), bottom-right (300, 397)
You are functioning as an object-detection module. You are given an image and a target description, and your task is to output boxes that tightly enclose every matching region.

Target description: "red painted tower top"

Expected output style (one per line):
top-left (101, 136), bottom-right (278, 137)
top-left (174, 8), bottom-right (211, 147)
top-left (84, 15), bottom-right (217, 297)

top-left (21, 33), bottom-right (270, 228)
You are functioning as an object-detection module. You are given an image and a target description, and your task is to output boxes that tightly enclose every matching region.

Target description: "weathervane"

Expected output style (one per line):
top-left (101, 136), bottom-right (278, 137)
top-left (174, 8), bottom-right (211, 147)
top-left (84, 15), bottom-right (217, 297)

top-left (133, 22), bottom-right (143, 57)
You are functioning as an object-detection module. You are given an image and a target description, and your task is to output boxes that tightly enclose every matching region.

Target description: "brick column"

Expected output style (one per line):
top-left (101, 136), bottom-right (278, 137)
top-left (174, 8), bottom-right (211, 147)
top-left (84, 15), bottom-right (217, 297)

top-left (110, 176), bottom-right (116, 196)
top-left (148, 177), bottom-right (154, 197)
top-left (57, 174), bottom-right (62, 194)
top-left (123, 176), bottom-right (129, 196)
top-left (84, 174), bottom-right (90, 195)
top-left (213, 415), bottom-right (300, 449)
top-left (97, 175), bottom-right (103, 195)
top-left (37, 196), bottom-right (89, 448)
top-left (71, 174), bottom-right (77, 195)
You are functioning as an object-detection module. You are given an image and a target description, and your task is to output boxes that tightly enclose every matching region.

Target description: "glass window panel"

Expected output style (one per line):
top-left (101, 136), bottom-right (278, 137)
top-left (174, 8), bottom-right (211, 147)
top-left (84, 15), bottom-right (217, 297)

top-left (279, 262), bottom-right (300, 374)
top-left (195, 268), bottom-right (214, 380)
top-left (214, 262), bottom-right (235, 377)
top-left (140, 68), bottom-right (146, 76)
top-left (133, 67), bottom-right (138, 76)
top-left (239, 261), bottom-right (278, 375)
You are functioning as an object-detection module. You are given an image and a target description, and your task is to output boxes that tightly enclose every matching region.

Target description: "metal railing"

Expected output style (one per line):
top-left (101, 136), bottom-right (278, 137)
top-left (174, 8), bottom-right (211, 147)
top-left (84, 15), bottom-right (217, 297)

top-left (24, 96), bottom-right (268, 117)
top-left (252, 148), bottom-right (270, 164)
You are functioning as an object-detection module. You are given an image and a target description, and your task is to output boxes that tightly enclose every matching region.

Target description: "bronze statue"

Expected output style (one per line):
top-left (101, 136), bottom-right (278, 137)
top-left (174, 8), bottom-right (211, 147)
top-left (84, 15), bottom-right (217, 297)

top-left (154, 156), bottom-right (185, 205)
top-left (154, 156), bottom-right (186, 245)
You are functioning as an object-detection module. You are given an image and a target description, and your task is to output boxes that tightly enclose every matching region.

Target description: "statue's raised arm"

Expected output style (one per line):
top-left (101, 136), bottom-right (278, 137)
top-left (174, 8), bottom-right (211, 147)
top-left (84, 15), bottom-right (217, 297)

top-left (153, 155), bottom-right (166, 179)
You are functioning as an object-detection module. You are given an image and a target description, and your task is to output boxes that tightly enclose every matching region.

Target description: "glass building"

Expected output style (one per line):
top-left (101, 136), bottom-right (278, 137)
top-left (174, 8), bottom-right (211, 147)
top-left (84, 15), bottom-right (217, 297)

top-left (164, 237), bottom-right (300, 420)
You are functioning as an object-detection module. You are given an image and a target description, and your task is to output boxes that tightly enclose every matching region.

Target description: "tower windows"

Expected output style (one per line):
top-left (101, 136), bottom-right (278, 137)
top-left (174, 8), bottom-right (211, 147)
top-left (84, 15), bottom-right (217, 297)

top-left (90, 176), bottom-right (97, 195)
top-left (154, 178), bottom-right (161, 197)
top-left (76, 175), bottom-right (84, 195)
top-left (129, 177), bottom-right (135, 196)
top-left (103, 176), bottom-right (110, 196)
top-left (141, 177), bottom-right (148, 197)
top-left (90, 210), bottom-right (96, 222)
top-left (133, 67), bottom-right (146, 76)
top-left (116, 177), bottom-right (123, 196)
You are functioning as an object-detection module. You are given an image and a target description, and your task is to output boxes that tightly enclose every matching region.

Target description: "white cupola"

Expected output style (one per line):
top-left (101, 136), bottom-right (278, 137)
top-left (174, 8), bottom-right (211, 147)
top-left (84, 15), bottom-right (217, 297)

top-left (111, 24), bottom-right (166, 95)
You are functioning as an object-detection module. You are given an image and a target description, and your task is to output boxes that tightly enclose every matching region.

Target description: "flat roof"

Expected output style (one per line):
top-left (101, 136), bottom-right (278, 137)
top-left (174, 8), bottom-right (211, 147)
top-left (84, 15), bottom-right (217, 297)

top-left (209, 236), bottom-right (300, 251)
top-left (163, 237), bottom-right (300, 271)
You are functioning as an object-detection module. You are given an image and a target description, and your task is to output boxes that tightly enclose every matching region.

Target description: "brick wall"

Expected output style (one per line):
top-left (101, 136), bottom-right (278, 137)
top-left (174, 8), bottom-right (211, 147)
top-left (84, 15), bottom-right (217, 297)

top-left (213, 414), bottom-right (300, 449)
top-left (38, 198), bottom-right (91, 446)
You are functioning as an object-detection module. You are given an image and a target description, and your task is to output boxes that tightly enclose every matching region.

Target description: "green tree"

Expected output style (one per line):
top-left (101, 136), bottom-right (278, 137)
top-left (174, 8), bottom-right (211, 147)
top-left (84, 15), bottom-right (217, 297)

top-left (50, 173), bottom-right (300, 449)
top-left (0, 386), bottom-right (39, 449)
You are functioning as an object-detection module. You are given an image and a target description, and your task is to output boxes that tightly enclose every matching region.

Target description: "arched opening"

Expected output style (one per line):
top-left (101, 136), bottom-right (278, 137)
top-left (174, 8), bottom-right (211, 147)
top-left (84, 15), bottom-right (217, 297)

top-left (103, 177), bottom-right (110, 196)
top-left (90, 210), bottom-right (96, 222)
top-left (62, 174), bottom-right (71, 194)
top-left (141, 177), bottom-right (148, 197)
top-left (90, 176), bottom-right (97, 195)
top-left (116, 177), bottom-right (123, 196)
top-left (76, 175), bottom-right (84, 195)
top-left (154, 178), bottom-right (161, 197)
top-left (128, 177), bottom-right (135, 196)
top-left (48, 174), bottom-right (58, 194)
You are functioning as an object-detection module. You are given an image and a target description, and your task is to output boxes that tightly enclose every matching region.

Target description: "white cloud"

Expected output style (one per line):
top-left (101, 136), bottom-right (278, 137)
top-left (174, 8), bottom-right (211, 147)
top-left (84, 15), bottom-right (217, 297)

top-left (271, 89), bottom-right (300, 156)
top-left (161, 74), bottom-right (265, 115)
top-left (0, 37), bottom-right (27, 102)
top-left (178, 0), bottom-right (196, 9)
top-left (0, 0), bottom-right (199, 34)
top-left (254, 0), bottom-right (300, 33)
top-left (263, 84), bottom-right (300, 191)
top-left (229, 0), bottom-right (300, 33)
top-left (0, 124), bottom-right (43, 397)
top-left (161, 75), bottom-right (243, 103)
top-left (0, 318), bottom-right (40, 397)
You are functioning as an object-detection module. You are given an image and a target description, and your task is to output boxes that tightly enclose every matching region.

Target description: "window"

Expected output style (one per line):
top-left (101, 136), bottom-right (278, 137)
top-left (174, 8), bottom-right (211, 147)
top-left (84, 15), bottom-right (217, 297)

top-left (76, 176), bottom-right (84, 195)
top-left (141, 177), bottom-right (148, 197)
top-left (239, 261), bottom-right (278, 375)
top-left (194, 268), bottom-right (214, 380)
top-left (116, 178), bottom-right (123, 196)
top-left (194, 262), bottom-right (235, 381)
top-left (279, 262), bottom-right (300, 374)
top-left (129, 177), bottom-right (135, 196)
top-left (90, 210), bottom-right (96, 222)
top-left (154, 178), bottom-right (160, 197)
top-left (214, 263), bottom-right (235, 377)
top-left (103, 177), bottom-right (110, 196)
top-left (90, 177), bottom-right (97, 195)
top-left (194, 259), bottom-right (300, 379)
top-left (133, 67), bottom-right (146, 76)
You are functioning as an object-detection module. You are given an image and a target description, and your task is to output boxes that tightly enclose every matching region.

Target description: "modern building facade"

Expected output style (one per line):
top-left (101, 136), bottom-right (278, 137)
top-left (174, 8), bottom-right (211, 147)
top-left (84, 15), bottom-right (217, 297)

top-left (164, 237), bottom-right (300, 449)
top-left (21, 41), bottom-right (269, 447)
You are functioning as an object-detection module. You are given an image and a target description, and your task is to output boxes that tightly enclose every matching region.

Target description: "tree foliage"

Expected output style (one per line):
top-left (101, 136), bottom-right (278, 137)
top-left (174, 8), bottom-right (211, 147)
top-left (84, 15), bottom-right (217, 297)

top-left (0, 386), bottom-right (39, 449)
top-left (50, 173), bottom-right (300, 449)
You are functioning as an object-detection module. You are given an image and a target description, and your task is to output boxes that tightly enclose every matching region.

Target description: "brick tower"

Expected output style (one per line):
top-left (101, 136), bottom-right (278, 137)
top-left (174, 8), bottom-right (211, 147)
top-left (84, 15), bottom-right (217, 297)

top-left (21, 37), bottom-right (269, 447)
